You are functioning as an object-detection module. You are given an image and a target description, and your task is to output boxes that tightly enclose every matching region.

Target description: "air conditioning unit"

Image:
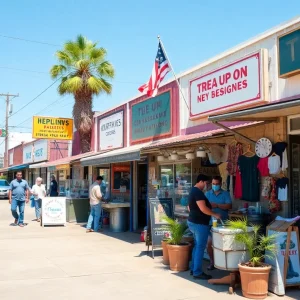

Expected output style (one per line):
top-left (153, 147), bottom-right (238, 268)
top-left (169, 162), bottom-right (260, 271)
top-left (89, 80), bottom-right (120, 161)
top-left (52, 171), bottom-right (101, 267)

top-left (288, 115), bottom-right (300, 135)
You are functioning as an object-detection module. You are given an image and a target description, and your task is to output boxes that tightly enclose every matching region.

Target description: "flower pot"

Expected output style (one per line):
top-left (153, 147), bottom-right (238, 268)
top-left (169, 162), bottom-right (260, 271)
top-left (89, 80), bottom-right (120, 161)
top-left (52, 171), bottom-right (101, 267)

top-left (238, 263), bottom-right (272, 299)
top-left (161, 240), bottom-right (169, 265)
top-left (167, 243), bottom-right (190, 272)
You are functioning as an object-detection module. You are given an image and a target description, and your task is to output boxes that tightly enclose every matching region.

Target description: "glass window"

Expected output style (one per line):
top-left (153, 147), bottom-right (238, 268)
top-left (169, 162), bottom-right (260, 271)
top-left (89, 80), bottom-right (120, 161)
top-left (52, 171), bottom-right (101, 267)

top-left (175, 163), bottom-right (192, 188)
top-left (159, 164), bottom-right (174, 188)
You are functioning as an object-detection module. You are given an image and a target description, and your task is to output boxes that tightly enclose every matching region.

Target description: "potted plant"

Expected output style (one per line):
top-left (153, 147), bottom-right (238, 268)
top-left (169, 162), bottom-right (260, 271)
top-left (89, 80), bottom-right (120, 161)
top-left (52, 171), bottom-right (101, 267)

top-left (163, 217), bottom-right (190, 272)
top-left (227, 219), bottom-right (277, 299)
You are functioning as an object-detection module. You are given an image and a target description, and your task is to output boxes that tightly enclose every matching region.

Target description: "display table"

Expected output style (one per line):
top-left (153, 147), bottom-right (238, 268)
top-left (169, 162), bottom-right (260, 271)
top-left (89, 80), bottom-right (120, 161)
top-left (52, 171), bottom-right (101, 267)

top-left (102, 202), bottom-right (130, 232)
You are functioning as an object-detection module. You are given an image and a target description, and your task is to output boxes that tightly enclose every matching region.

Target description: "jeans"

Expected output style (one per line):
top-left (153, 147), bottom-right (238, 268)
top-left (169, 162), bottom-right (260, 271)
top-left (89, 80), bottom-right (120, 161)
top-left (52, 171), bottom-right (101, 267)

top-left (11, 199), bottom-right (25, 225)
top-left (86, 203), bottom-right (101, 231)
top-left (187, 221), bottom-right (210, 276)
top-left (34, 199), bottom-right (42, 219)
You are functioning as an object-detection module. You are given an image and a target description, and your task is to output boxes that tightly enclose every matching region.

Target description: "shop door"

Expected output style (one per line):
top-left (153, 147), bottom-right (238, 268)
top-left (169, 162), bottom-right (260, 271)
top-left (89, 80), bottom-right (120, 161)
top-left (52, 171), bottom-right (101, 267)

top-left (137, 163), bottom-right (147, 229)
top-left (290, 135), bottom-right (300, 217)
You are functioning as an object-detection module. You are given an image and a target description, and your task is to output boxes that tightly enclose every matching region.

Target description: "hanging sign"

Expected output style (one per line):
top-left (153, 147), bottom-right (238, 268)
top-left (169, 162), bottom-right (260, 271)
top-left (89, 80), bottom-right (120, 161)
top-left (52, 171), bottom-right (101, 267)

top-left (32, 116), bottom-right (73, 140)
top-left (42, 197), bottom-right (66, 226)
top-left (0, 129), bottom-right (7, 137)
top-left (99, 111), bottom-right (123, 150)
top-left (189, 50), bottom-right (267, 118)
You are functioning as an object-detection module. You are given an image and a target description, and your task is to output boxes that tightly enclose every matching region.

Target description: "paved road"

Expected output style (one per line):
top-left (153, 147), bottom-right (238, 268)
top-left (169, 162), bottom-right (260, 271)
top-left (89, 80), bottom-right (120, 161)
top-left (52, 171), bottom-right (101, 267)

top-left (0, 201), bottom-right (298, 300)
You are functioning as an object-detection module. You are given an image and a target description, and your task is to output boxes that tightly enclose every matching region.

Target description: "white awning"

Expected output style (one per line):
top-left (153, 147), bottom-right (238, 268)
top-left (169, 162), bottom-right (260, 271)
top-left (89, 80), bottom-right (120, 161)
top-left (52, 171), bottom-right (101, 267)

top-left (29, 162), bottom-right (47, 169)
top-left (81, 143), bottom-right (151, 166)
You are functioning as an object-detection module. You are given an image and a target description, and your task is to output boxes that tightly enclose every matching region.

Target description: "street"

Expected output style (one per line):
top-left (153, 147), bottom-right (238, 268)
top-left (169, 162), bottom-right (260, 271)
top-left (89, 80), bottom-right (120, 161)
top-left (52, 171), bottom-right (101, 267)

top-left (0, 201), bottom-right (298, 300)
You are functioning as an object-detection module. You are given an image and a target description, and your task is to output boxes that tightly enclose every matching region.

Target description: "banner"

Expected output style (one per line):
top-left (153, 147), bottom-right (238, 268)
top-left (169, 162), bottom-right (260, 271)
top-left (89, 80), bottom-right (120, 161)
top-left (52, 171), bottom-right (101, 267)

top-left (32, 116), bottom-right (73, 140)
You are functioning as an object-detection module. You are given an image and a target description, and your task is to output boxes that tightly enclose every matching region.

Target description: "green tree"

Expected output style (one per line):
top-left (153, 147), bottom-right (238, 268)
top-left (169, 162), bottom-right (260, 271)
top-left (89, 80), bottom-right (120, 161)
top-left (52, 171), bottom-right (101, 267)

top-left (50, 35), bottom-right (115, 152)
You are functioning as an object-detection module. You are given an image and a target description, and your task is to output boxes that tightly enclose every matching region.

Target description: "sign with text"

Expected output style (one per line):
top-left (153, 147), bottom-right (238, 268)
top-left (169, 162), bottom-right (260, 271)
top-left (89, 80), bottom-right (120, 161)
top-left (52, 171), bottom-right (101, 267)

top-left (32, 116), bottom-right (73, 140)
top-left (99, 111), bottom-right (123, 150)
top-left (131, 91), bottom-right (171, 142)
top-left (279, 29), bottom-right (300, 78)
top-left (23, 139), bottom-right (48, 164)
top-left (42, 197), bottom-right (66, 226)
top-left (148, 198), bottom-right (174, 247)
top-left (190, 52), bottom-right (264, 118)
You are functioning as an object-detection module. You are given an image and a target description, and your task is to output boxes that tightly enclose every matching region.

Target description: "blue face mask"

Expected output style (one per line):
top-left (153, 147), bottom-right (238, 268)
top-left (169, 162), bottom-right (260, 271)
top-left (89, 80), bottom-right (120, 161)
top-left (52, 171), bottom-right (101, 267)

top-left (212, 184), bottom-right (221, 192)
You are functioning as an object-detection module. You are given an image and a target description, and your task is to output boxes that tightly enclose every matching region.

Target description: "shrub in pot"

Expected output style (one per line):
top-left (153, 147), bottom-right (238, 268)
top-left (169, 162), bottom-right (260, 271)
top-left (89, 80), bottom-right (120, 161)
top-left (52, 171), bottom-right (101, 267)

top-left (163, 217), bottom-right (190, 272)
top-left (227, 219), bottom-right (277, 299)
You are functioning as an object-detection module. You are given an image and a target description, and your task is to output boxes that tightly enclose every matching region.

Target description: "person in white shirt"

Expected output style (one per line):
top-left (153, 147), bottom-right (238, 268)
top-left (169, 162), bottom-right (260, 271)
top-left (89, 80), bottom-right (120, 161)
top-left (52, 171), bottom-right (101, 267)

top-left (86, 176), bottom-right (103, 233)
top-left (31, 177), bottom-right (46, 222)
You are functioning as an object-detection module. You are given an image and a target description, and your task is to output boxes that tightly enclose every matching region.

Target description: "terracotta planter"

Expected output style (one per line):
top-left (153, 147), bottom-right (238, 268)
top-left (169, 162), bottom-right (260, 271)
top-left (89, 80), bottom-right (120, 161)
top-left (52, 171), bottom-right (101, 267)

top-left (167, 243), bottom-right (190, 272)
top-left (161, 240), bottom-right (169, 265)
top-left (238, 263), bottom-right (271, 299)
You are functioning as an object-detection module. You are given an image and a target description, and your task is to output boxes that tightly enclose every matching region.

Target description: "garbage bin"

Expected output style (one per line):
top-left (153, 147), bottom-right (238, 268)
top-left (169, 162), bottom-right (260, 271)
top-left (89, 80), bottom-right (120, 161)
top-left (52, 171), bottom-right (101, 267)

top-left (109, 207), bottom-right (128, 232)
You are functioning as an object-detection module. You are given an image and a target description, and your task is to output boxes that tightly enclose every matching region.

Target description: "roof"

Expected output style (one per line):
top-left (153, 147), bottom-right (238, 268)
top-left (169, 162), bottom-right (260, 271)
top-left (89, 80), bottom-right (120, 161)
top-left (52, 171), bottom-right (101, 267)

top-left (142, 121), bottom-right (262, 150)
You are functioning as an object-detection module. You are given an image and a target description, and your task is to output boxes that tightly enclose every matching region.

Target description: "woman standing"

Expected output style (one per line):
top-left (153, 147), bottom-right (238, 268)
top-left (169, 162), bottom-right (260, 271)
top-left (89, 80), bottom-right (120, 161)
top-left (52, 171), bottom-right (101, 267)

top-left (31, 177), bottom-right (46, 222)
top-left (188, 174), bottom-right (221, 280)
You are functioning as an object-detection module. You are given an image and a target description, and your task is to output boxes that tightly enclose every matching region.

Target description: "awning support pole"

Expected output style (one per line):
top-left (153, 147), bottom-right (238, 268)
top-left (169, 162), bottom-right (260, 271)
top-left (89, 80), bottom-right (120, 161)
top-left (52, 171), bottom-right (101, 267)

top-left (212, 121), bottom-right (256, 145)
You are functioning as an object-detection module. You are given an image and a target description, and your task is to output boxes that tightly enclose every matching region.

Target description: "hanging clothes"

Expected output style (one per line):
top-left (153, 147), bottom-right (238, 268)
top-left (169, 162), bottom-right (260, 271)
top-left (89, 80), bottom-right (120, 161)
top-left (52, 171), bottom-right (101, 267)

top-left (276, 177), bottom-right (289, 201)
top-left (238, 155), bottom-right (260, 202)
top-left (272, 142), bottom-right (288, 167)
top-left (218, 162), bottom-right (228, 191)
top-left (209, 145), bottom-right (225, 165)
top-left (257, 157), bottom-right (270, 177)
top-left (261, 176), bottom-right (272, 199)
top-left (221, 145), bottom-right (229, 163)
top-left (268, 155), bottom-right (281, 175)
top-left (268, 178), bottom-right (281, 213)
top-left (227, 143), bottom-right (243, 176)
top-left (234, 167), bottom-right (242, 199)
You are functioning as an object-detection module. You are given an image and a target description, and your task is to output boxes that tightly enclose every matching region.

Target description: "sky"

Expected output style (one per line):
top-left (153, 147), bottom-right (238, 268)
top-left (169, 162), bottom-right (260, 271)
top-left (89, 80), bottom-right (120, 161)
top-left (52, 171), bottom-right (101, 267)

top-left (0, 0), bottom-right (299, 154)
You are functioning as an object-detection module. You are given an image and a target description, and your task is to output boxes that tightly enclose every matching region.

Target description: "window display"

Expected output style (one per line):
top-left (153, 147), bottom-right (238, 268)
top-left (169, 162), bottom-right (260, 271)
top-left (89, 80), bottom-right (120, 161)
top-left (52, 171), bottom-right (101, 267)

top-left (65, 179), bottom-right (89, 199)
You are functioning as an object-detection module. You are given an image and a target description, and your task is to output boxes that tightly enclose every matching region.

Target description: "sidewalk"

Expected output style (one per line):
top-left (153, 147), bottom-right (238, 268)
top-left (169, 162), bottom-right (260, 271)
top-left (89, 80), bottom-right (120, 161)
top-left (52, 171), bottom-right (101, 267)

top-left (0, 201), bottom-right (298, 300)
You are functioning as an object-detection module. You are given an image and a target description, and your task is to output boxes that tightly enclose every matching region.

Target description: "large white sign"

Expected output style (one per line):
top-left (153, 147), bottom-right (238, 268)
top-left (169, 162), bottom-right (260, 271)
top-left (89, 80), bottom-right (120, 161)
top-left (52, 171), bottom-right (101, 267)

top-left (42, 197), bottom-right (66, 226)
top-left (99, 111), bottom-right (123, 150)
top-left (189, 51), bottom-right (265, 118)
top-left (266, 230), bottom-right (300, 295)
top-left (23, 140), bottom-right (48, 164)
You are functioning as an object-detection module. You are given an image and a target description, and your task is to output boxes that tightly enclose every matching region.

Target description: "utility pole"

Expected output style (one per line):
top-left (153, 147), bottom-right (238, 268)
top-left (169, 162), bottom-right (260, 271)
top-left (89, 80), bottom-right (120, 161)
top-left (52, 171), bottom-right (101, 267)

top-left (0, 93), bottom-right (19, 167)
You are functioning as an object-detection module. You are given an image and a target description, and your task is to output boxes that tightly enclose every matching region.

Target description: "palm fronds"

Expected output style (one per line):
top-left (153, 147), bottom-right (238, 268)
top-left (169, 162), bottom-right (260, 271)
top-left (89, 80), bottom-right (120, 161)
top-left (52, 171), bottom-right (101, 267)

top-left (163, 216), bottom-right (188, 245)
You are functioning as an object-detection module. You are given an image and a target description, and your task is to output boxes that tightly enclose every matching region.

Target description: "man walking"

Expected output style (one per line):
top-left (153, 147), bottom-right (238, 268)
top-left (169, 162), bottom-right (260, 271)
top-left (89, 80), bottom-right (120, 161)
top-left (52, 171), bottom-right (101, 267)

top-left (86, 176), bottom-right (103, 233)
top-left (49, 175), bottom-right (58, 197)
top-left (8, 171), bottom-right (30, 227)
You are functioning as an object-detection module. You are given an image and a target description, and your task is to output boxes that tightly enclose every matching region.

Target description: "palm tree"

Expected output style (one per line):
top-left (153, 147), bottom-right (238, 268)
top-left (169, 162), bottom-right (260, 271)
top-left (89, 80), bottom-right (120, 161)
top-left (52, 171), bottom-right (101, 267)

top-left (50, 35), bottom-right (115, 153)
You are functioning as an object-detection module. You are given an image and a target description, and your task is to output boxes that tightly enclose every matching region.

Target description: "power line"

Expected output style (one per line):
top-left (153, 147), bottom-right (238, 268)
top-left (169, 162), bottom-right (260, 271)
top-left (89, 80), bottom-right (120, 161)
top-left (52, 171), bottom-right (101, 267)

top-left (0, 34), bottom-right (60, 47)
top-left (0, 66), bottom-right (48, 74)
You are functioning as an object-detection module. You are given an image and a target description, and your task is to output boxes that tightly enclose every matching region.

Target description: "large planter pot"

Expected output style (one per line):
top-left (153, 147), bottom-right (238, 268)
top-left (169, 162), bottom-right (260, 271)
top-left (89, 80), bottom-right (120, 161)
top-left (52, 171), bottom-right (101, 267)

top-left (238, 263), bottom-right (272, 299)
top-left (167, 243), bottom-right (190, 272)
top-left (161, 240), bottom-right (169, 265)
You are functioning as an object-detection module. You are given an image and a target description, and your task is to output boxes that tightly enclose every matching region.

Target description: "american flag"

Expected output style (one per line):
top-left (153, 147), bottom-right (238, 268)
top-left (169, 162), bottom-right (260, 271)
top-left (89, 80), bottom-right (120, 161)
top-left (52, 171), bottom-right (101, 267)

top-left (138, 42), bottom-right (171, 97)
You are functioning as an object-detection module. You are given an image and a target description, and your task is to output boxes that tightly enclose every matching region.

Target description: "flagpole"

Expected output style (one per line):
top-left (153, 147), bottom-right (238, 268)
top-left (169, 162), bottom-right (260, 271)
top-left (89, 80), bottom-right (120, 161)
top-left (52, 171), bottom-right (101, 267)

top-left (157, 35), bottom-right (189, 110)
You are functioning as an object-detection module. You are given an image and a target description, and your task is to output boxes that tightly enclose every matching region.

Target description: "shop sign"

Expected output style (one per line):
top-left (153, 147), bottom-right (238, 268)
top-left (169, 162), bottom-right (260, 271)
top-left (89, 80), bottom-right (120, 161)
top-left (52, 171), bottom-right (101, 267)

top-left (23, 140), bottom-right (48, 164)
top-left (131, 91), bottom-right (171, 142)
top-left (99, 111), bottom-right (123, 150)
top-left (9, 152), bottom-right (13, 166)
top-left (278, 28), bottom-right (300, 78)
top-left (42, 197), bottom-right (66, 226)
top-left (266, 230), bottom-right (300, 295)
top-left (189, 51), bottom-right (264, 118)
top-left (32, 116), bottom-right (73, 140)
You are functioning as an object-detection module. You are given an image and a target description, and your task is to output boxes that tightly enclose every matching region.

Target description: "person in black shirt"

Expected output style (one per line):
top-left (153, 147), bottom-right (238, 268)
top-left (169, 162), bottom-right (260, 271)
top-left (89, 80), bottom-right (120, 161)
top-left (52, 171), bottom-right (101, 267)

top-left (50, 175), bottom-right (58, 197)
top-left (188, 174), bottom-right (221, 280)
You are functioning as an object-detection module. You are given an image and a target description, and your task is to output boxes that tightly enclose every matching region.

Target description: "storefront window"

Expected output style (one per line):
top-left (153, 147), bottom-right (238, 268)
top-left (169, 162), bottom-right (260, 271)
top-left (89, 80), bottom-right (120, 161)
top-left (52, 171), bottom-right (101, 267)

top-left (98, 168), bottom-right (110, 200)
top-left (159, 164), bottom-right (174, 188)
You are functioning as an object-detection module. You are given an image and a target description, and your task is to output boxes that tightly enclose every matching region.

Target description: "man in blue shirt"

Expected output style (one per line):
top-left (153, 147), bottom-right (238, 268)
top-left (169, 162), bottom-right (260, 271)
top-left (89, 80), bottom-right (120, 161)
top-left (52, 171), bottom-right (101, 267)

top-left (9, 171), bottom-right (30, 227)
top-left (205, 175), bottom-right (232, 270)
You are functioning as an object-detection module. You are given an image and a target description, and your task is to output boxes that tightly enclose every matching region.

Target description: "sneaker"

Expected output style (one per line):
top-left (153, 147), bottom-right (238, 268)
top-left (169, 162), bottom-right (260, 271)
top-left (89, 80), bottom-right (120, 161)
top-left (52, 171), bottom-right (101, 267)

top-left (193, 273), bottom-right (212, 280)
top-left (207, 263), bottom-right (215, 271)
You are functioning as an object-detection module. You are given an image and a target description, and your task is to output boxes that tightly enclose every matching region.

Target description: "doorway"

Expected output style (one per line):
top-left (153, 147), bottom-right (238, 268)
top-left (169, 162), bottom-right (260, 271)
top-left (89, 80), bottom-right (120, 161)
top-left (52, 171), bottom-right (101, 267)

top-left (137, 163), bottom-right (147, 229)
top-left (289, 135), bottom-right (300, 217)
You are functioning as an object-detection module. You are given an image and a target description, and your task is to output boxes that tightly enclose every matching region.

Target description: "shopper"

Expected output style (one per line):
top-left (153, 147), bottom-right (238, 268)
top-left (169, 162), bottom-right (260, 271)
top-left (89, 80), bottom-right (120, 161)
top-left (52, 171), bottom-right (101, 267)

top-left (86, 176), bottom-right (103, 233)
top-left (205, 176), bottom-right (232, 270)
top-left (50, 175), bottom-right (58, 197)
top-left (8, 171), bottom-right (30, 227)
top-left (31, 177), bottom-right (46, 222)
top-left (187, 174), bottom-right (221, 280)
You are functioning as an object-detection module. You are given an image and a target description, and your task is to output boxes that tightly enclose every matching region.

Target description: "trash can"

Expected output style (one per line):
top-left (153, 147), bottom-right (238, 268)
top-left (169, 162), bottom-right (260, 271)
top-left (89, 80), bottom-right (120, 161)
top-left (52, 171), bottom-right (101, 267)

top-left (109, 207), bottom-right (128, 232)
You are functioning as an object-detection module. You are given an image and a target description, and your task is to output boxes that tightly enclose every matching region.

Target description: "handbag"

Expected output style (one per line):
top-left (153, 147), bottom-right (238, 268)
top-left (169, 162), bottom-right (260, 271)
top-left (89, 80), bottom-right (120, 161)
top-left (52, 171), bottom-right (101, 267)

top-left (30, 195), bottom-right (35, 208)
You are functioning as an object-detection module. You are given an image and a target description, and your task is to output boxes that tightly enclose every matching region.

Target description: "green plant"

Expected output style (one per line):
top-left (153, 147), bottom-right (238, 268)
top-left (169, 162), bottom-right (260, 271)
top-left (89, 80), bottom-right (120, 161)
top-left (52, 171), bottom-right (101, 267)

top-left (163, 216), bottom-right (188, 245)
top-left (0, 175), bottom-right (7, 180)
top-left (227, 218), bottom-right (277, 267)
top-left (50, 35), bottom-right (115, 153)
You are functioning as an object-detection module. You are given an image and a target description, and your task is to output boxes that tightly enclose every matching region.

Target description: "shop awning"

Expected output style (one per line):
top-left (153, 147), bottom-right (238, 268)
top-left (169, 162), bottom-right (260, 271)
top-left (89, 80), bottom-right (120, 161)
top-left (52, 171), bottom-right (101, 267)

top-left (29, 162), bottom-right (47, 169)
top-left (208, 96), bottom-right (300, 122)
top-left (8, 164), bottom-right (29, 171)
top-left (81, 143), bottom-right (151, 166)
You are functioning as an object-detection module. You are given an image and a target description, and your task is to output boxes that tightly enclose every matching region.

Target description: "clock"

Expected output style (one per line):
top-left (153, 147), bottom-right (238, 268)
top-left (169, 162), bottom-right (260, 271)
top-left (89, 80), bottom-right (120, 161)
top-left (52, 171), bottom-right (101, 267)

top-left (255, 137), bottom-right (272, 158)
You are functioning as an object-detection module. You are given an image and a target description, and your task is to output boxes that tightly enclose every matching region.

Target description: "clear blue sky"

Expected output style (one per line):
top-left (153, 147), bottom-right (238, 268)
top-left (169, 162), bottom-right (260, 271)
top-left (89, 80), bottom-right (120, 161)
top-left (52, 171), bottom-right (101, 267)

top-left (0, 0), bottom-right (299, 152)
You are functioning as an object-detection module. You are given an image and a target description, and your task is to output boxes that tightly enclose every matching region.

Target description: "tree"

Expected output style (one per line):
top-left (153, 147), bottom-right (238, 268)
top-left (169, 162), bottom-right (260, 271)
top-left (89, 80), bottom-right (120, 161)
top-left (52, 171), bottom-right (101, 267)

top-left (50, 35), bottom-right (115, 153)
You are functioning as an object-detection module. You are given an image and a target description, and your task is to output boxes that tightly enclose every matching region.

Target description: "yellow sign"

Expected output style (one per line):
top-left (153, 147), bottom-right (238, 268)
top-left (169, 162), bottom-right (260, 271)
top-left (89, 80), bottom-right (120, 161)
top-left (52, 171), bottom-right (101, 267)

top-left (32, 116), bottom-right (73, 140)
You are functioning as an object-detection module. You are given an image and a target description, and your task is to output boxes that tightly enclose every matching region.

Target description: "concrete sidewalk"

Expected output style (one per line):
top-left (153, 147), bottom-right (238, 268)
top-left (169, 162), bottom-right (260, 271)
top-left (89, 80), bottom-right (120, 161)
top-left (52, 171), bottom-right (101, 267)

top-left (0, 201), bottom-right (298, 300)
